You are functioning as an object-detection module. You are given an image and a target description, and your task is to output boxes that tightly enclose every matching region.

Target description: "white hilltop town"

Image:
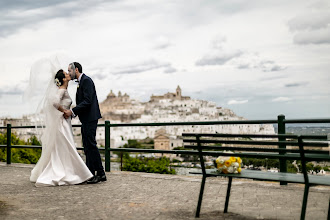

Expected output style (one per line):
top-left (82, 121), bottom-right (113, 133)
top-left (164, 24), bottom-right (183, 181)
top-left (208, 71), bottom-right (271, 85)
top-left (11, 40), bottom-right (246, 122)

top-left (96, 86), bottom-right (275, 150)
top-left (1, 86), bottom-right (275, 152)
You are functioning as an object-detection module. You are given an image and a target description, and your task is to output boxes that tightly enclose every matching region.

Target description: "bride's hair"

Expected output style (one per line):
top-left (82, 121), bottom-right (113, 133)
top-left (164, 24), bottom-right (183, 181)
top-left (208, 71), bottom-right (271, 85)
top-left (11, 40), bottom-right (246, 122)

top-left (54, 69), bottom-right (65, 87)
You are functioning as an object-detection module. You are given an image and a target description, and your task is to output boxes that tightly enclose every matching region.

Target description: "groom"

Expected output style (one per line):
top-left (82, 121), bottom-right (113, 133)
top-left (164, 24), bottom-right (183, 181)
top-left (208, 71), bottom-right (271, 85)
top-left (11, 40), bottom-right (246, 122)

top-left (63, 62), bottom-right (106, 184)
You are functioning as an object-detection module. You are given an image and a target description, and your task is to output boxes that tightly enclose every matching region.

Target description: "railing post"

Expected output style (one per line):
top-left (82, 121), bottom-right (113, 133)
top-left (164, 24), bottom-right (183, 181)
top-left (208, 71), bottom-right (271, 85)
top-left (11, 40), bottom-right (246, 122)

top-left (6, 124), bottom-right (11, 164)
top-left (278, 114), bottom-right (287, 185)
top-left (105, 120), bottom-right (111, 172)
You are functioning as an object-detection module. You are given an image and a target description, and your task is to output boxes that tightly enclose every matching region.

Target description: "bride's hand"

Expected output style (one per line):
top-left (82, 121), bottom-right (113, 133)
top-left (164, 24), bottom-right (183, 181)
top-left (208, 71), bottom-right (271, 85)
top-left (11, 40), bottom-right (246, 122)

top-left (63, 109), bottom-right (72, 119)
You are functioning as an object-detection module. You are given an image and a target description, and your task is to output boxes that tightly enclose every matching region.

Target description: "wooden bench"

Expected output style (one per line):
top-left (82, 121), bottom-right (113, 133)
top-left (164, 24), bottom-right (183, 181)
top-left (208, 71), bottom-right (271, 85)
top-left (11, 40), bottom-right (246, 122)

top-left (182, 133), bottom-right (330, 220)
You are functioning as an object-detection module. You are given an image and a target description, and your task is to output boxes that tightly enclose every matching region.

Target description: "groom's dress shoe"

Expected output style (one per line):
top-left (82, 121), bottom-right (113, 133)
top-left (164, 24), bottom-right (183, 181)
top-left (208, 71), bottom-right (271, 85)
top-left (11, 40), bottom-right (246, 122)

top-left (98, 174), bottom-right (107, 182)
top-left (87, 176), bottom-right (101, 184)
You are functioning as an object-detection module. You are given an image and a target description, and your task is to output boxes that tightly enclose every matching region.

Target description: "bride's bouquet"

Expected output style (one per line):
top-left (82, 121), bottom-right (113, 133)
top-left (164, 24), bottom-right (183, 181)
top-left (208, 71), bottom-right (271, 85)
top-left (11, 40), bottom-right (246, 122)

top-left (214, 155), bottom-right (242, 174)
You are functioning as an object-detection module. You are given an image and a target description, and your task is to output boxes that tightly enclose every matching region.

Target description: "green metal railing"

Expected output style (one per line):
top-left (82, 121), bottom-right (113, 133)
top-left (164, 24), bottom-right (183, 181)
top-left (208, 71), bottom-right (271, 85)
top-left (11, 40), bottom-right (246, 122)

top-left (1, 114), bottom-right (329, 178)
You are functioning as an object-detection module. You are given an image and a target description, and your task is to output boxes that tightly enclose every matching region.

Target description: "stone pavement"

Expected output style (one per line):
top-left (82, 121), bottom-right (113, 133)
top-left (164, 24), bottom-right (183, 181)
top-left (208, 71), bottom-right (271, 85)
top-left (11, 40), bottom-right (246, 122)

top-left (0, 163), bottom-right (329, 220)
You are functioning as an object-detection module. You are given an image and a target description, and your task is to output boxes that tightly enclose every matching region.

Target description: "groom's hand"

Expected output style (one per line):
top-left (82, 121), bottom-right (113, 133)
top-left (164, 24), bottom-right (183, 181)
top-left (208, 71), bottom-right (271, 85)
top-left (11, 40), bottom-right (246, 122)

top-left (63, 110), bottom-right (72, 119)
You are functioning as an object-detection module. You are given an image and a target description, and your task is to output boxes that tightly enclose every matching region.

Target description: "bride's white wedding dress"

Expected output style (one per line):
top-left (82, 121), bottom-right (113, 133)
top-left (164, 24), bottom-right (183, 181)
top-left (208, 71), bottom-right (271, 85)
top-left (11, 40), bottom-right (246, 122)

top-left (30, 89), bottom-right (93, 187)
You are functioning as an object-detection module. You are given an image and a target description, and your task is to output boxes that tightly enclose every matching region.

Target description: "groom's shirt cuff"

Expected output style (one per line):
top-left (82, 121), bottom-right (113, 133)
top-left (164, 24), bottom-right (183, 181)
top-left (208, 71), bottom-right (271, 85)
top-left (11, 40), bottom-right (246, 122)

top-left (71, 110), bottom-right (76, 118)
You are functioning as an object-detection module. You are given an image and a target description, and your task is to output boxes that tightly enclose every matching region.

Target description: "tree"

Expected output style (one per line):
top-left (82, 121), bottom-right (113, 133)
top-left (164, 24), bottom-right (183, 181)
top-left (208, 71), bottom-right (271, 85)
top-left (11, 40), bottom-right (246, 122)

top-left (0, 133), bottom-right (41, 164)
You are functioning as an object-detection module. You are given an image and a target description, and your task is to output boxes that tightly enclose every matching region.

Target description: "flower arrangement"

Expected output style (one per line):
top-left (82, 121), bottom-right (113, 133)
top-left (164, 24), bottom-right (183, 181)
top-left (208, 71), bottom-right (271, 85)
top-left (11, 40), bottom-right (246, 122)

top-left (214, 155), bottom-right (242, 174)
top-left (55, 78), bottom-right (61, 87)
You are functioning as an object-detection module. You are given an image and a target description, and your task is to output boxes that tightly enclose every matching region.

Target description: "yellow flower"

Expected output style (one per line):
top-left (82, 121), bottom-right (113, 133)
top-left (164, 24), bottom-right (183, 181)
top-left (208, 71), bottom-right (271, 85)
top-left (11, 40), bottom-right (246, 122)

top-left (217, 163), bottom-right (224, 169)
top-left (237, 167), bottom-right (242, 173)
top-left (230, 157), bottom-right (236, 162)
top-left (236, 157), bottom-right (242, 163)
top-left (224, 160), bottom-right (232, 167)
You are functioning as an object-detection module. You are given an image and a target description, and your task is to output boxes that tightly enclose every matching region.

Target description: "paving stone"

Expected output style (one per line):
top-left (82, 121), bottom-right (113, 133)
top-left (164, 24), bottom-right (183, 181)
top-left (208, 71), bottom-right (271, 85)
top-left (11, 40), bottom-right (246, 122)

top-left (0, 163), bottom-right (329, 220)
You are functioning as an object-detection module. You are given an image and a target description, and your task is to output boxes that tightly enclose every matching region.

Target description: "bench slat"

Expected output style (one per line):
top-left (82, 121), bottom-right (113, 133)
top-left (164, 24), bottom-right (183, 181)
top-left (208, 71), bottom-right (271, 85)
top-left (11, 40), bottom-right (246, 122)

top-left (190, 169), bottom-right (330, 186)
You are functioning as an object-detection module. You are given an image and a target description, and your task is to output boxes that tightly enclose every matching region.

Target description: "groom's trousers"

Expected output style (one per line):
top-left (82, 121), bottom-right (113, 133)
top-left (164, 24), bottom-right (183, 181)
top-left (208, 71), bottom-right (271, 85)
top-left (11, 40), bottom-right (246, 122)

top-left (81, 120), bottom-right (104, 175)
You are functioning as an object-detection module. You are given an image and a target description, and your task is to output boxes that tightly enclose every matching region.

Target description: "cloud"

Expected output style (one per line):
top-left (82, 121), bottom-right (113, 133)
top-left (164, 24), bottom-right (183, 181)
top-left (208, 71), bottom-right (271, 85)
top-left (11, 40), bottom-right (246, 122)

top-left (153, 36), bottom-right (171, 50)
top-left (211, 35), bottom-right (227, 49)
top-left (285, 82), bottom-right (308, 87)
top-left (227, 99), bottom-right (248, 105)
top-left (288, 2), bottom-right (330, 45)
top-left (195, 50), bottom-right (242, 66)
top-left (292, 29), bottom-right (330, 45)
top-left (259, 60), bottom-right (286, 72)
top-left (0, 0), bottom-right (107, 37)
top-left (111, 60), bottom-right (174, 75)
top-left (163, 66), bottom-right (177, 74)
top-left (271, 97), bottom-right (292, 102)
top-left (89, 67), bottom-right (109, 80)
top-left (235, 54), bottom-right (286, 72)
top-left (91, 73), bottom-right (108, 80)
top-left (260, 75), bottom-right (287, 81)
top-left (198, 36), bottom-right (286, 71)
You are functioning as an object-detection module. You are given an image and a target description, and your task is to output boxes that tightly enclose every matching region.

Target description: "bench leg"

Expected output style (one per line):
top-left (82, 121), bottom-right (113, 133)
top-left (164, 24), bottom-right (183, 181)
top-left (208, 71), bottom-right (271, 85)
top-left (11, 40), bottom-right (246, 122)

top-left (224, 177), bottom-right (232, 213)
top-left (195, 175), bottom-right (206, 218)
top-left (300, 184), bottom-right (310, 220)
top-left (327, 197), bottom-right (330, 220)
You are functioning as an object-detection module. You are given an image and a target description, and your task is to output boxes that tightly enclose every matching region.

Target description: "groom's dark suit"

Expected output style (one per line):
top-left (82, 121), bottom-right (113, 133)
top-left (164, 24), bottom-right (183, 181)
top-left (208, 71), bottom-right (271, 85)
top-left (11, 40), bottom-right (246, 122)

top-left (72, 74), bottom-right (104, 175)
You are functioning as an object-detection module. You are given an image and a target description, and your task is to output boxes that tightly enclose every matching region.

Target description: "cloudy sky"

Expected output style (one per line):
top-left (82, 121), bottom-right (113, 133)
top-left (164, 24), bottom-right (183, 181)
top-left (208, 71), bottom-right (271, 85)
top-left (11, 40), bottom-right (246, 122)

top-left (0, 0), bottom-right (329, 120)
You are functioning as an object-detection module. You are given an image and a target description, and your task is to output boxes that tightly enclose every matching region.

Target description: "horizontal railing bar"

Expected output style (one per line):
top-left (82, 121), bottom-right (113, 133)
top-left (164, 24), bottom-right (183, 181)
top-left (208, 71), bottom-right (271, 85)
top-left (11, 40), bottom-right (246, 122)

top-left (7, 124), bottom-right (105, 129)
top-left (183, 139), bottom-right (300, 146)
top-left (109, 148), bottom-right (199, 155)
top-left (199, 151), bottom-right (330, 161)
top-left (183, 139), bottom-right (328, 147)
top-left (10, 145), bottom-right (41, 148)
top-left (284, 119), bottom-right (330, 124)
top-left (4, 146), bottom-right (196, 154)
top-left (3, 118), bottom-right (329, 129)
top-left (0, 147), bottom-right (188, 154)
top-left (183, 133), bottom-right (298, 138)
top-left (10, 145), bottom-right (105, 151)
top-left (109, 120), bottom-right (278, 127)
top-left (183, 133), bottom-right (328, 140)
top-left (9, 126), bottom-right (36, 129)
top-left (200, 151), bottom-right (300, 159)
top-left (303, 141), bottom-right (329, 147)
top-left (72, 124), bottom-right (105, 128)
top-left (184, 145), bottom-right (295, 152)
top-left (184, 145), bottom-right (329, 154)
top-left (300, 135), bottom-right (328, 139)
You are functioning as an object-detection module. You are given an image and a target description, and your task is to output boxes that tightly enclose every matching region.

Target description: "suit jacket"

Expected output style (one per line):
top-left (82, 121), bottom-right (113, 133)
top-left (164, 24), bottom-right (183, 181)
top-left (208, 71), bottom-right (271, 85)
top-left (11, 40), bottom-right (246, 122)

top-left (72, 74), bottom-right (102, 124)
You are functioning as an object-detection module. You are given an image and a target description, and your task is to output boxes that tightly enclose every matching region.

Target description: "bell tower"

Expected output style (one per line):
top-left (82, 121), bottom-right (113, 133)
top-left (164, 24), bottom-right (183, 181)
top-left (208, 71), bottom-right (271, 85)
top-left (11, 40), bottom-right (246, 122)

top-left (176, 85), bottom-right (182, 99)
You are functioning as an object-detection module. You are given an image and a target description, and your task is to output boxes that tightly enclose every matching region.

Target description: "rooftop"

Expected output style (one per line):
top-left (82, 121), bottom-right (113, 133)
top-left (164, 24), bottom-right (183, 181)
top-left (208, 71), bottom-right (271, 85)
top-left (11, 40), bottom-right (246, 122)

top-left (0, 163), bottom-right (329, 220)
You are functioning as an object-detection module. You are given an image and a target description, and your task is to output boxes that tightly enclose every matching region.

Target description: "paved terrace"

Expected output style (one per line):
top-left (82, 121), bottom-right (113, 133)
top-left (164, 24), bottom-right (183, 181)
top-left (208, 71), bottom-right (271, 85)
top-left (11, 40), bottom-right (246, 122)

top-left (0, 163), bottom-right (329, 220)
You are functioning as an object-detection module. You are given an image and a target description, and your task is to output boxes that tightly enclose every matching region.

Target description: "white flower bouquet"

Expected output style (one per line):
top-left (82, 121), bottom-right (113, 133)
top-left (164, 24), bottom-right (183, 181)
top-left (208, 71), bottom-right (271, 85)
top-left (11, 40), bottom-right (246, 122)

top-left (214, 155), bottom-right (242, 174)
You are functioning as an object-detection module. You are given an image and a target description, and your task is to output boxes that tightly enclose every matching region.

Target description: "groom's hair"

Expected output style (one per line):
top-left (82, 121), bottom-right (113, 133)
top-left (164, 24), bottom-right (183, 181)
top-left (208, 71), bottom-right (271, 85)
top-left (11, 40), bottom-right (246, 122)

top-left (73, 62), bottom-right (82, 73)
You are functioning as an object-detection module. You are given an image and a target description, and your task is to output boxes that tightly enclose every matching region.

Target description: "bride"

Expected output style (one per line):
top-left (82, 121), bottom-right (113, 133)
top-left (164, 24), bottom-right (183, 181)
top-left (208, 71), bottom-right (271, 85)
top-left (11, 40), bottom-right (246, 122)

top-left (28, 56), bottom-right (93, 187)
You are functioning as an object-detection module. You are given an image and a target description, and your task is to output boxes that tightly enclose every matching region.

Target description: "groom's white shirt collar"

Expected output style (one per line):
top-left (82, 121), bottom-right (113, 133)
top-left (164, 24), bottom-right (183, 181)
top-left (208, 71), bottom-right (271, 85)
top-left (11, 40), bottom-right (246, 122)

top-left (77, 73), bottom-right (84, 83)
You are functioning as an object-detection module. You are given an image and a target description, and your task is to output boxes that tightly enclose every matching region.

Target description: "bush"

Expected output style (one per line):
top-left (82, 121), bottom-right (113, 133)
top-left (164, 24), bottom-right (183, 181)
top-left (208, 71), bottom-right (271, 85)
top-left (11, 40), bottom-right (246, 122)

top-left (122, 156), bottom-right (176, 174)
top-left (242, 158), bottom-right (279, 169)
top-left (0, 133), bottom-right (41, 164)
top-left (122, 139), bottom-right (154, 149)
